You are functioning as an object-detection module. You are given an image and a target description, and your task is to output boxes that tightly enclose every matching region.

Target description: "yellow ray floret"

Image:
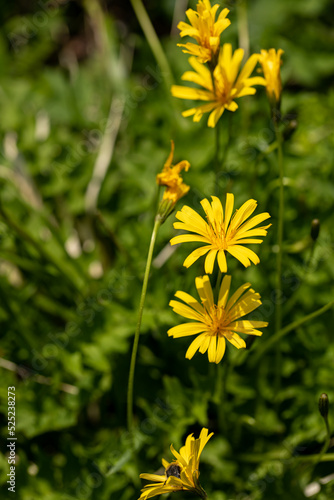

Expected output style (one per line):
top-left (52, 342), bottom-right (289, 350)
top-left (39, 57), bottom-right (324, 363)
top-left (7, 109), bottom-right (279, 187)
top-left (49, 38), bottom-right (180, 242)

top-left (156, 140), bottom-right (190, 205)
top-left (177, 0), bottom-right (231, 63)
top-left (258, 48), bottom-right (284, 105)
top-left (171, 43), bottom-right (266, 127)
top-left (139, 428), bottom-right (213, 499)
top-left (168, 275), bottom-right (268, 364)
top-left (170, 193), bottom-right (271, 273)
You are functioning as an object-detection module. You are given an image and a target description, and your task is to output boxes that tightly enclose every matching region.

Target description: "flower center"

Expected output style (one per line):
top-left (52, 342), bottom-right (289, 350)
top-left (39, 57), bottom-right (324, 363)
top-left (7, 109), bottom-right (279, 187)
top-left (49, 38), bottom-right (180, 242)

top-left (205, 305), bottom-right (228, 336)
top-left (207, 218), bottom-right (227, 250)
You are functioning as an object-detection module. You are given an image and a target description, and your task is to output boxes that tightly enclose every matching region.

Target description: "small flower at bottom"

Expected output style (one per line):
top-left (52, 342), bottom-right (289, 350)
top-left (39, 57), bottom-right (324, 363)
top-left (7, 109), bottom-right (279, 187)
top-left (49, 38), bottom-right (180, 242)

top-left (170, 193), bottom-right (271, 273)
top-left (168, 275), bottom-right (268, 363)
top-left (139, 428), bottom-right (213, 499)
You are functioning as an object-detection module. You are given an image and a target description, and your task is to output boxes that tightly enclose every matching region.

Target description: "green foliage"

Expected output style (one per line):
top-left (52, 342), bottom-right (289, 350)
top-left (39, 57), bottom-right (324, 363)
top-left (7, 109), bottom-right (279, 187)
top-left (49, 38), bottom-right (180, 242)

top-left (0, 1), bottom-right (334, 499)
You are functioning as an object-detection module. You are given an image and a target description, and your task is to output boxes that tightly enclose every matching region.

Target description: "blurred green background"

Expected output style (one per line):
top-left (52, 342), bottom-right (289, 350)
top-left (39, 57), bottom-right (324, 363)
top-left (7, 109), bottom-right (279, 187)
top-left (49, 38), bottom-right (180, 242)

top-left (0, 0), bottom-right (334, 499)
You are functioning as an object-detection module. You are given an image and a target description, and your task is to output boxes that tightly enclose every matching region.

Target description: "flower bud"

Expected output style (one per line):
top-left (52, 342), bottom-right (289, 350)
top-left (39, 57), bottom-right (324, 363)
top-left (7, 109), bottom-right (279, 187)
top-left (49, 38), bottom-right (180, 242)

top-left (258, 48), bottom-right (284, 120)
top-left (319, 393), bottom-right (329, 419)
top-left (310, 219), bottom-right (320, 241)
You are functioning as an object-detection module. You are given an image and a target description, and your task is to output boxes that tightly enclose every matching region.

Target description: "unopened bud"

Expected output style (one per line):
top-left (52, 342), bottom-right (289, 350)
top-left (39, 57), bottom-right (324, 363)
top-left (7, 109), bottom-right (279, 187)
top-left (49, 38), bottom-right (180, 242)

top-left (311, 219), bottom-right (320, 241)
top-left (319, 393), bottom-right (329, 419)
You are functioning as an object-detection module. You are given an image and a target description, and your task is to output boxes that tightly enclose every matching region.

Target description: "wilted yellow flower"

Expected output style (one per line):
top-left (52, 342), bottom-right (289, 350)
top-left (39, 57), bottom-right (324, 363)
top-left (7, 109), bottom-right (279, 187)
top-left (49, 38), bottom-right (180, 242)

top-left (258, 48), bottom-right (284, 107)
top-left (156, 141), bottom-right (190, 222)
top-left (156, 141), bottom-right (190, 205)
top-left (169, 275), bottom-right (268, 363)
top-left (139, 428), bottom-right (213, 499)
top-left (170, 193), bottom-right (271, 273)
top-left (171, 44), bottom-right (266, 127)
top-left (177, 0), bottom-right (231, 63)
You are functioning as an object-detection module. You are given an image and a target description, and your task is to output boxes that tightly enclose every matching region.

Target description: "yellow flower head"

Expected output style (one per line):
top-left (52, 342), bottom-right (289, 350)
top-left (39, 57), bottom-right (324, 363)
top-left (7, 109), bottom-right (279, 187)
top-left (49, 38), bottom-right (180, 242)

top-left (156, 141), bottom-right (190, 205)
top-left (169, 275), bottom-right (268, 363)
top-left (177, 0), bottom-right (231, 63)
top-left (171, 44), bottom-right (266, 127)
top-left (139, 428), bottom-right (213, 499)
top-left (170, 193), bottom-right (271, 273)
top-left (258, 48), bottom-right (284, 106)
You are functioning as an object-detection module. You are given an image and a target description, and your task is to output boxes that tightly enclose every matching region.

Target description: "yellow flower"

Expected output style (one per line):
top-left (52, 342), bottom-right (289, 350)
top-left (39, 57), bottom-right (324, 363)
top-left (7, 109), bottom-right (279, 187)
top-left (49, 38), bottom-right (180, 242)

top-left (170, 193), bottom-right (271, 273)
top-left (139, 428), bottom-right (213, 499)
top-left (156, 141), bottom-right (190, 222)
top-left (168, 275), bottom-right (268, 363)
top-left (171, 44), bottom-right (266, 127)
top-left (177, 0), bottom-right (231, 63)
top-left (156, 140), bottom-right (190, 205)
top-left (258, 48), bottom-right (284, 107)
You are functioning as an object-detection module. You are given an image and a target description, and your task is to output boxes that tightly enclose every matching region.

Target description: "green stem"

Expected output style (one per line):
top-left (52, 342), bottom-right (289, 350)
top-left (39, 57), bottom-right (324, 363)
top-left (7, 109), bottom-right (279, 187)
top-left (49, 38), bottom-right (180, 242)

top-left (283, 241), bottom-right (317, 316)
top-left (274, 121), bottom-right (284, 397)
top-left (127, 218), bottom-right (161, 433)
top-left (212, 360), bottom-right (229, 434)
top-left (251, 299), bottom-right (334, 365)
top-left (237, 0), bottom-right (250, 60)
top-left (222, 114), bottom-right (233, 194)
top-left (315, 417), bottom-right (331, 467)
top-left (199, 489), bottom-right (207, 500)
top-left (250, 141), bottom-right (278, 197)
top-left (214, 114), bottom-right (233, 196)
top-left (214, 120), bottom-right (221, 196)
top-left (214, 269), bottom-right (222, 300)
top-left (275, 122), bottom-right (284, 332)
top-left (129, 0), bottom-right (173, 90)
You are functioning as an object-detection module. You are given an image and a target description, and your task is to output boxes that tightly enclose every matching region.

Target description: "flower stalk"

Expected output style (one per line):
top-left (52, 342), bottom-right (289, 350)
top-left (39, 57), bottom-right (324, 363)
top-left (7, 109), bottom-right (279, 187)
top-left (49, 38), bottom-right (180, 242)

top-left (127, 217), bottom-right (161, 433)
top-left (274, 119), bottom-right (284, 395)
top-left (316, 393), bottom-right (331, 466)
top-left (127, 142), bottom-right (190, 434)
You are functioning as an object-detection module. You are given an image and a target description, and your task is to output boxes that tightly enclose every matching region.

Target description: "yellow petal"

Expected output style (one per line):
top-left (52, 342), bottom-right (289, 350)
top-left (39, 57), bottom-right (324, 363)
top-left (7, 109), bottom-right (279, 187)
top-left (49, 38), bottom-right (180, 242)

top-left (207, 104), bottom-right (225, 127)
top-left (236, 212), bottom-right (271, 234)
top-left (227, 245), bottom-right (251, 267)
top-left (170, 234), bottom-right (209, 245)
top-left (169, 300), bottom-right (204, 321)
top-left (140, 473), bottom-right (166, 482)
top-left (199, 334), bottom-right (210, 353)
top-left (225, 331), bottom-right (246, 349)
top-left (224, 193), bottom-right (234, 230)
top-left (200, 197), bottom-right (216, 226)
top-left (171, 85), bottom-right (213, 101)
top-left (174, 290), bottom-right (205, 314)
top-left (225, 282), bottom-right (251, 313)
top-left (168, 323), bottom-right (207, 338)
top-left (218, 274), bottom-right (231, 308)
top-left (183, 246), bottom-right (211, 268)
top-left (207, 335), bottom-right (217, 362)
top-left (215, 336), bottom-right (226, 363)
top-left (204, 248), bottom-right (218, 273)
top-left (185, 333), bottom-right (208, 359)
top-left (229, 199), bottom-right (257, 232)
top-left (217, 249), bottom-right (227, 272)
top-left (195, 275), bottom-right (214, 309)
